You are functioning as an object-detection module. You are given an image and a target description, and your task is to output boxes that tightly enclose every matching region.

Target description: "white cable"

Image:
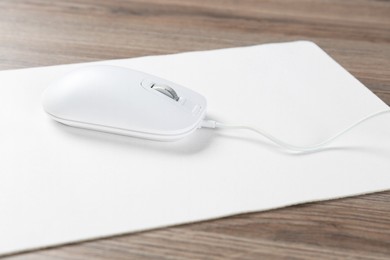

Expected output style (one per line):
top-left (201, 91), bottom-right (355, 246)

top-left (201, 109), bottom-right (390, 152)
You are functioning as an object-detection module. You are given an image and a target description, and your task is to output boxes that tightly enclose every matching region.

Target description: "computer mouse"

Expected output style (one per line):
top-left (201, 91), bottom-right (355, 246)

top-left (42, 65), bottom-right (207, 141)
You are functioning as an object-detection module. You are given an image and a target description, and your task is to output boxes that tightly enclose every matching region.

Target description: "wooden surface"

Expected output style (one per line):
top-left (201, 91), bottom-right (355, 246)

top-left (1, 0), bottom-right (390, 259)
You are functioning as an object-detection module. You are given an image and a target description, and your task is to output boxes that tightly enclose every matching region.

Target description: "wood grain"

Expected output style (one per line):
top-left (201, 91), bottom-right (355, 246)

top-left (1, 0), bottom-right (389, 259)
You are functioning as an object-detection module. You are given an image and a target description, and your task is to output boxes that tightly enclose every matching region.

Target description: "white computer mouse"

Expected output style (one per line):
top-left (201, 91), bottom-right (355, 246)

top-left (42, 65), bottom-right (207, 141)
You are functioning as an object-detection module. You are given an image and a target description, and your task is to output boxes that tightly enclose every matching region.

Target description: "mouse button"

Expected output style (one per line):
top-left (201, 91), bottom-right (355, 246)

top-left (177, 98), bottom-right (202, 115)
top-left (140, 79), bottom-right (154, 88)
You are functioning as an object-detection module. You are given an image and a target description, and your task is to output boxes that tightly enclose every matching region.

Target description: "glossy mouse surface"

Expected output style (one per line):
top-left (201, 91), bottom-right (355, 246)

top-left (42, 65), bottom-right (207, 141)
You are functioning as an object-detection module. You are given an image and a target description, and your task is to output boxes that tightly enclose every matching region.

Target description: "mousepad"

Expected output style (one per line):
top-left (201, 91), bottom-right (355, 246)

top-left (1, 41), bottom-right (389, 255)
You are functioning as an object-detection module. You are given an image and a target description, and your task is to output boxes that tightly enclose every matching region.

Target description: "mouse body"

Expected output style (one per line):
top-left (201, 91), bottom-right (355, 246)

top-left (42, 65), bottom-right (207, 141)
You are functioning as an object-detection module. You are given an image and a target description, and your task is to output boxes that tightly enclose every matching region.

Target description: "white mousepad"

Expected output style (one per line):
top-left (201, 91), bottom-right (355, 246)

top-left (1, 41), bottom-right (389, 255)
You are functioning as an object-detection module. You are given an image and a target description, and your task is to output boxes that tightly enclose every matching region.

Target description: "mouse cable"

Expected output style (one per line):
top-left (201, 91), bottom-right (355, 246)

top-left (200, 109), bottom-right (390, 152)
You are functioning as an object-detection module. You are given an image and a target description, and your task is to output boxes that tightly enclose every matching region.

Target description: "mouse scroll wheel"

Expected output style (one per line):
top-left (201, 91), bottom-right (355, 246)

top-left (151, 84), bottom-right (180, 101)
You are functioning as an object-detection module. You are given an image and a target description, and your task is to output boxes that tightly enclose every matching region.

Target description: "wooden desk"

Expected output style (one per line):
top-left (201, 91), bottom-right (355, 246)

top-left (1, 0), bottom-right (389, 259)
